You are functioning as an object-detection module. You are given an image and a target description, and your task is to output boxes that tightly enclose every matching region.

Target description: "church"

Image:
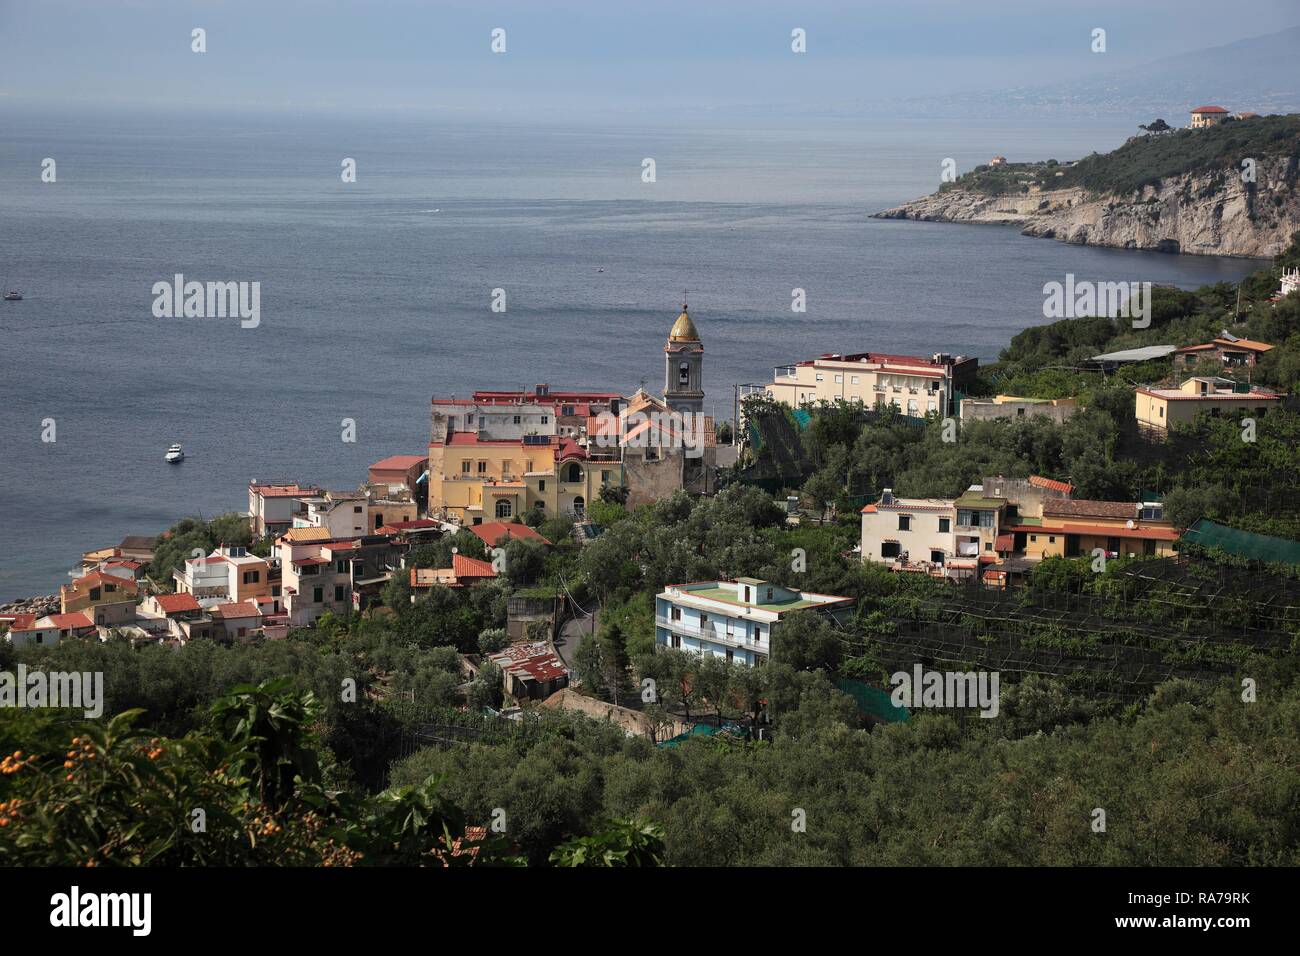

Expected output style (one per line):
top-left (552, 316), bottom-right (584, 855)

top-left (422, 304), bottom-right (719, 524)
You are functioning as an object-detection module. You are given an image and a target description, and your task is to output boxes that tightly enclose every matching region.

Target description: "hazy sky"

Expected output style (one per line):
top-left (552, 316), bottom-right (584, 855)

top-left (1, 0), bottom-right (1298, 117)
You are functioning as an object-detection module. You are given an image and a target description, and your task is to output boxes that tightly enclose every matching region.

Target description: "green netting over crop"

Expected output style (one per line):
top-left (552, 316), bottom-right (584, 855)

top-left (1181, 519), bottom-right (1300, 565)
top-left (833, 677), bottom-right (910, 723)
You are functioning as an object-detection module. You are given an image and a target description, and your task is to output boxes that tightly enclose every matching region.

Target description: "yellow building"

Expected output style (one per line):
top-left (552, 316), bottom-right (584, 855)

top-left (1135, 377), bottom-right (1284, 435)
top-left (59, 570), bottom-right (138, 626)
top-left (1007, 499), bottom-right (1178, 560)
top-left (426, 431), bottom-right (619, 523)
top-left (1189, 105), bottom-right (1228, 128)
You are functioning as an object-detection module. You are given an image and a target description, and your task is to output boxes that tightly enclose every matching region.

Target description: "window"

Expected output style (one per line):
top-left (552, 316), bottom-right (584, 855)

top-left (938, 517), bottom-right (950, 533)
top-left (984, 542), bottom-right (992, 551)
top-left (850, 375), bottom-right (859, 385)
top-left (353, 506), bottom-right (362, 514)
top-left (562, 405), bottom-right (575, 417)
top-left (670, 606), bottom-right (681, 621)
top-left (496, 500), bottom-right (512, 518)
top-left (679, 362), bottom-right (690, 384)
top-left (1030, 534), bottom-right (1038, 542)
top-left (765, 587), bottom-right (773, 601)
top-left (312, 587), bottom-right (323, 603)
top-left (898, 515), bottom-right (911, 531)
top-left (815, 373), bottom-right (825, 382)
top-left (89, 587), bottom-right (101, 601)
top-left (513, 415), bottom-right (521, 424)
top-left (834, 374), bottom-right (843, 383)
top-left (1144, 539), bottom-right (1156, 555)
top-left (461, 460), bottom-right (471, 474)
top-left (1107, 537), bottom-right (1121, 554)
top-left (334, 585), bottom-right (346, 602)
top-left (882, 542), bottom-right (901, 559)
top-left (541, 416), bottom-right (549, 424)
top-left (237, 627), bottom-right (247, 638)
top-left (538, 479), bottom-right (546, 491)
top-left (700, 613), bottom-right (709, 626)
top-left (671, 634), bottom-right (681, 649)
top-left (466, 414), bottom-right (474, 424)
top-left (477, 461), bottom-right (487, 473)
top-left (242, 570), bottom-right (260, 584)
top-left (1048, 536), bottom-right (1056, 544)
top-left (726, 649), bottom-right (734, 663)
top-left (601, 470), bottom-right (610, 482)
top-left (336, 560), bottom-right (347, 574)
top-left (930, 550), bottom-right (944, 564)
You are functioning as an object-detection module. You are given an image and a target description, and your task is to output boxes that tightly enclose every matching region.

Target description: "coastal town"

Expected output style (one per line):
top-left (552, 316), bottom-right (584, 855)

top-left (4, 10), bottom-right (1300, 889)
top-left (6, 254), bottom-right (1300, 689)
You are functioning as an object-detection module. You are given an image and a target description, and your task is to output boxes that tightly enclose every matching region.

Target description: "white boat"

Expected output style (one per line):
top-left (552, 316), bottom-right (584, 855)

top-left (3, 291), bottom-right (21, 301)
top-left (165, 443), bottom-right (185, 463)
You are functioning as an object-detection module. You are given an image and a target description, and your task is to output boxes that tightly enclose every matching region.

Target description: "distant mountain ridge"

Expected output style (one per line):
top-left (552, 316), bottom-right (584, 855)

top-left (886, 25), bottom-right (1300, 122)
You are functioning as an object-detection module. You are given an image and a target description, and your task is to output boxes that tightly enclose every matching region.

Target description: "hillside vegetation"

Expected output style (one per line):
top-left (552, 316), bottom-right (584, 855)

top-left (946, 113), bottom-right (1300, 198)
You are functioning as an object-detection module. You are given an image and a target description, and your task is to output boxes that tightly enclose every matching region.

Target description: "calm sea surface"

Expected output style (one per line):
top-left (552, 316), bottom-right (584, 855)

top-left (0, 108), bottom-right (1264, 598)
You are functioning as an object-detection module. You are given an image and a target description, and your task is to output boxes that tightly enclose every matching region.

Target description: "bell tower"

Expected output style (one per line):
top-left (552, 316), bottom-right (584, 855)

top-left (664, 304), bottom-right (704, 414)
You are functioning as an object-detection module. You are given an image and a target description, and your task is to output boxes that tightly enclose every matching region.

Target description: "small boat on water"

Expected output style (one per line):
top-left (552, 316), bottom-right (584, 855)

top-left (3, 291), bottom-right (22, 301)
top-left (165, 443), bottom-right (185, 463)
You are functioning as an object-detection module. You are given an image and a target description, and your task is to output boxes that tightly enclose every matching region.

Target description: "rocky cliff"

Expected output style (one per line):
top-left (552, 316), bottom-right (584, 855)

top-left (874, 157), bottom-right (1300, 258)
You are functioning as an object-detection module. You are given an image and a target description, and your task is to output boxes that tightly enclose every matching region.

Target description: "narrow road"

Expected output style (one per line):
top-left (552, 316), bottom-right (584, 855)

top-left (554, 609), bottom-right (598, 673)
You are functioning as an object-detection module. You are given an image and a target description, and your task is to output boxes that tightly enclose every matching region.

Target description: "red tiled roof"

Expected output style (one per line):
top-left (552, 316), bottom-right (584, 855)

top-left (469, 522), bottom-right (551, 546)
top-left (452, 553), bottom-right (497, 580)
top-left (154, 593), bottom-right (201, 614)
top-left (212, 601), bottom-right (261, 620)
top-left (3, 614), bottom-right (37, 631)
top-left (1057, 523), bottom-right (1180, 541)
top-left (370, 454), bottom-right (427, 471)
top-left (1190, 105), bottom-right (1227, 113)
top-left (69, 571), bottom-right (139, 593)
top-left (994, 534), bottom-right (1014, 551)
top-left (1028, 475), bottom-right (1073, 494)
top-left (45, 612), bottom-right (95, 629)
top-left (1043, 499), bottom-right (1138, 520)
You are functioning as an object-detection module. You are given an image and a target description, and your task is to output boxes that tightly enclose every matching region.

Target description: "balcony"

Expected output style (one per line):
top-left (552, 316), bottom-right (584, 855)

top-left (774, 366), bottom-right (797, 379)
top-left (656, 615), bottom-right (766, 650)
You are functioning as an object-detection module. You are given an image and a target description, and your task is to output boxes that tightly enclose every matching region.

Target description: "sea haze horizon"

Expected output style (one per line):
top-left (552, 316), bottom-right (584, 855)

top-left (0, 108), bottom-right (1265, 599)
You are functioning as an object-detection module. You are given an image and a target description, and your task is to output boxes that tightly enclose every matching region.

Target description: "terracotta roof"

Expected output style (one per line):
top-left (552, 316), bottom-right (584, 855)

top-left (452, 553), bottom-right (497, 579)
top-left (469, 522), bottom-right (550, 546)
top-left (1190, 105), bottom-right (1228, 113)
top-left (281, 527), bottom-right (333, 542)
top-left (69, 571), bottom-right (139, 593)
top-left (1043, 499), bottom-right (1138, 520)
top-left (44, 612), bottom-right (95, 629)
top-left (153, 593), bottom-right (201, 614)
top-left (370, 454), bottom-right (428, 471)
top-left (212, 601), bottom-right (261, 620)
top-left (1057, 523), bottom-right (1180, 541)
top-left (1028, 475), bottom-right (1073, 494)
top-left (3, 614), bottom-right (37, 631)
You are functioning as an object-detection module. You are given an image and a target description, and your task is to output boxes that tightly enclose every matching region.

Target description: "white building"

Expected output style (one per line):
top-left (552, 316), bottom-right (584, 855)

top-left (293, 490), bottom-right (369, 538)
top-left (766, 351), bottom-right (977, 418)
top-left (248, 482), bottom-right (322, 539)
top-left (860, 490), bottom-right (959, 574)
top-left (654, 578), bottom-right (853, 666)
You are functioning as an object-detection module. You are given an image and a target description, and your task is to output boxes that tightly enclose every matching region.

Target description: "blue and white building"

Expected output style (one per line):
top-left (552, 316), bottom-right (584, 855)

top-left (655, 578), bottom-right (853, 666)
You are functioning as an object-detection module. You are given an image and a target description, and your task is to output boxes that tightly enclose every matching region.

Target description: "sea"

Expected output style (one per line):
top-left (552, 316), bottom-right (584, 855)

top-left (0, 106), bottom-right (1266, 600)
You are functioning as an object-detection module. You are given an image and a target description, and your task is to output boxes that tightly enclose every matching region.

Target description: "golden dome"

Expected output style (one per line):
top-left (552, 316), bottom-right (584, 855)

top-left (668, 306), bottom-right (700, 343)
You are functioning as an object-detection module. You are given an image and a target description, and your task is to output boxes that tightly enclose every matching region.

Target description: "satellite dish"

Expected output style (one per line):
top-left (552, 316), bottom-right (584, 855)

top-left (1126, 519), bottom-right (1135, 529)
